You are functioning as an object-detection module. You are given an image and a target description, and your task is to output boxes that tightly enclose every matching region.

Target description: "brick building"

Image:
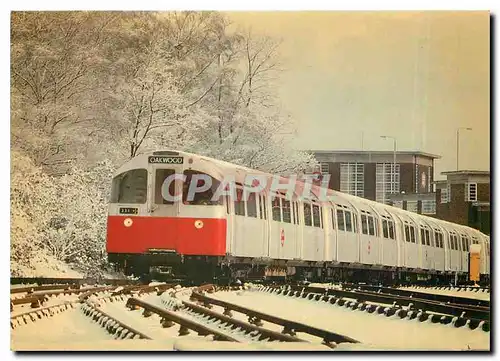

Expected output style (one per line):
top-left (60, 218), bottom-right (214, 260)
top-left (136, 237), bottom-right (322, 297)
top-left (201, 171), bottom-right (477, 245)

top-left (310, 150), bottom-right (440, 205)
top-left (435, 170), bottom-right (490, 234)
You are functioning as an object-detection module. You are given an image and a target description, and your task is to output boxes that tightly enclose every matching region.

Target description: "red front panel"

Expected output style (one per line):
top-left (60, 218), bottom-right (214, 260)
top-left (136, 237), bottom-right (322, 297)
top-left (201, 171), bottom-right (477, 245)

top-left (106, 216), bottom-right (226, 256)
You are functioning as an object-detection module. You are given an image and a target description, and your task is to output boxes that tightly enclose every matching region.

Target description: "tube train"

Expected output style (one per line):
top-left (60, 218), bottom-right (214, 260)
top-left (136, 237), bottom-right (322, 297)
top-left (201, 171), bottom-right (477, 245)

top-left (106, 150), bottom-right (490, 284)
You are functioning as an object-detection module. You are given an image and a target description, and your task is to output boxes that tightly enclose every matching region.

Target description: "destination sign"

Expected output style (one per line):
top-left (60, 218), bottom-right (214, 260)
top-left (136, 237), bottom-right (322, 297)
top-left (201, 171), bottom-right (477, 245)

top-left (119, 207), bottom-right (138, 215)
top-left (148, 156), bottom-right (184, 164)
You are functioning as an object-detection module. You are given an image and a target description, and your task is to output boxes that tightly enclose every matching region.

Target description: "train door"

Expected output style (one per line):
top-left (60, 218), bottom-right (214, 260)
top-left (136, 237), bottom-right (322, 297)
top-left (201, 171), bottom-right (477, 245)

top-left (146, 163), bottom-right (182, 251)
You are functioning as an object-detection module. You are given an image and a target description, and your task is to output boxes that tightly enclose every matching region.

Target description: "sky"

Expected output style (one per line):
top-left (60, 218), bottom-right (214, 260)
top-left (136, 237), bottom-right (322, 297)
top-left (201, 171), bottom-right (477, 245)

top-left (227, 11), bottom-right (490, 180)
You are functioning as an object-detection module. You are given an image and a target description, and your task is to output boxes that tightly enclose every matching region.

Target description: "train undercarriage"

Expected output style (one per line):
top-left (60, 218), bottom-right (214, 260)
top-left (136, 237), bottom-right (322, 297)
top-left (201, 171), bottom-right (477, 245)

top-left (107, 252), bottom-right (489, 287)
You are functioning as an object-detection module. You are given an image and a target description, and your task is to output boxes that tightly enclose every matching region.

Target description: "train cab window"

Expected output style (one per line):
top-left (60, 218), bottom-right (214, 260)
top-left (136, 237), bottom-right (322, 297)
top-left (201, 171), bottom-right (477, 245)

top-left (154, 169), bottom-right (175, 204)
top-left (111, 168), bottom-right (148, 204)
top-left (282, 199), bottom-right (292, 223)
top-left (247, 193), bottom-right (258, 218)
top-left (304, 203), bottom-right (313, 226)
top-left (312, 204), bottom-right (322, 228)
top-left (234, 188), bottom-right (245, 216)
top-left (182, 170), bottom-right (222, 206)
top-left (337, 209), bottom-right (345, 231)
top-left (273, 196), bottom-right (282, 222)
top-left (259, 195), bottom-right (267, 220)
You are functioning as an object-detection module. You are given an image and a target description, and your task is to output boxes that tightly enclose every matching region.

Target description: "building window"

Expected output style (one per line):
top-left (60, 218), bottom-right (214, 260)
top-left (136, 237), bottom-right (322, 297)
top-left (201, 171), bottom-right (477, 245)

top-left (393, 201), bottom-right (403, 209)
top-left (406, 201), bottom-right (418, 213)
top-left (466, 183), bottom-right (477, 202)
top-left (340, 163), bottom-right (364, 197)
top-left (320, 162), bottom-right (329, 174)
top-left (441, 185), bottom-right (449, 203)
top-left (376, 163), bottom-right (400, 204)
top-left (421, 200), bottom-right (436, 215)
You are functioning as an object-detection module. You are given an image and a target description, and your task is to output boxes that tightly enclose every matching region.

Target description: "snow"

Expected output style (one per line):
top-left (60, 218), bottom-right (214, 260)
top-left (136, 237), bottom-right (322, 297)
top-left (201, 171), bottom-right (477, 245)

top-left (11, 308), bottom-right (115, 350)
top-left (210, 289), bottom-right (490, 350)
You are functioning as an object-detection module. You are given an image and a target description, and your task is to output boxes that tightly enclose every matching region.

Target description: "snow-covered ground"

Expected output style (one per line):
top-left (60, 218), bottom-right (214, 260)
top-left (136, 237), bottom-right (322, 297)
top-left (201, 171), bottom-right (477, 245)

top-left (399, 286), bottom-right (490, 302)
top-left (211, 289), bottom-right (490, 350)
top-left (11, 287), bottom-right (489, 351)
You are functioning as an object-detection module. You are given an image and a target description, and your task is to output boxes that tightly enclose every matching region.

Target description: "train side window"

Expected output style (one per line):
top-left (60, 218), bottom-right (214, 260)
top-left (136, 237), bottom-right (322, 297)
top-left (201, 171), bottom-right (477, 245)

top-left (304, 203), bottom-right (313, 226)
top-left (404, 225), bottom-right (410, 242)
top-left (361, 214), bottom-right (368, 235)
top-left (337, 209), bottom-right (345, 231)
top-left (312, 204), bottom-right (322, 228)
top-left (225, 195), bottom-right (230, 214)
top-left (234, 188), bottom-right (245, 216)
top-left (368, 216), bottom-right (375, 236)
top-left (259, 195), bottom-right (267, 220)
top-left (388, 221), bottom-right (395, 240)
top-left (344, 211), bottom-right (353, 232)
top-left (247, 193), bottom-right (258, 218)
top-left (272, 196), bottom-right (282, 222)
top-left (382, 220), bottom-right (388, 238)
top-left (410, 226), bottom-right (416, 243)
top-left (426, 230), bottom-right (431, 246)
top-left (182, 170), bottom-right (222, 206)
top-left (282, 199), bottom-right (292, 223)
top-left (330, 209), bottom-right (336, 229)
top-left (294, 202), bottom-right (300, 225)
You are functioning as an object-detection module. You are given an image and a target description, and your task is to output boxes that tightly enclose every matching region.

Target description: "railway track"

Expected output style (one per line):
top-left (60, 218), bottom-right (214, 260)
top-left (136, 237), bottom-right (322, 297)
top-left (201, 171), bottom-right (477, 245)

top-left (345, 284), bottom-right (490, 308)
top-left (11, 278), bottom-right (491, 350)
top-left (261, 285), bottom-right (490, 332)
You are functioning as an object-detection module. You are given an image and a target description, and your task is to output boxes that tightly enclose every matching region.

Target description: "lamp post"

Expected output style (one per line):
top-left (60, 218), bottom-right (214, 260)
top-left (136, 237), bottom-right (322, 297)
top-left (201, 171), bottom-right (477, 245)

top-left (456, 127), bottom-right (472, 171)
top-left (381, 136), bottom-right (397, 196)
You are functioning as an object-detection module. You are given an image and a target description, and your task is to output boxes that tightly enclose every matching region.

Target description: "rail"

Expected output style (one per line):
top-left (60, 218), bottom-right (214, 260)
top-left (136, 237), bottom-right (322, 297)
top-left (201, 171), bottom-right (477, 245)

top-left (190, 291), bottom-right (359, 345)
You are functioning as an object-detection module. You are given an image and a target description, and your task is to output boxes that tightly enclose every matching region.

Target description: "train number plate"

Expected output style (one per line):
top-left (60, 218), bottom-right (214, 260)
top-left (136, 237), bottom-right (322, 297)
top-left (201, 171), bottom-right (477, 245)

top-left (148, 156), bottom-right (184, 164)
top-left (119, 207), bottom-right (138, 215)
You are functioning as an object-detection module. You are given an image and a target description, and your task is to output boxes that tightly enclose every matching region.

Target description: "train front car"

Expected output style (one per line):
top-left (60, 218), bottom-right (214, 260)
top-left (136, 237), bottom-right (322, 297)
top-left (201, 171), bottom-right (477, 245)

top-left (106, 151), bottom-right (227, 281)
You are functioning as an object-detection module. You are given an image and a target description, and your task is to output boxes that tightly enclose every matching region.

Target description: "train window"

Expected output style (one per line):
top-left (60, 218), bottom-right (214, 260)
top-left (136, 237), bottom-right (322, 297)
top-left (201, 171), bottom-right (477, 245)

top-left (361, 214), bottom-right (368, 235)
top-left (234, 188), bottom-right (245, 216)
top-left (247, 193), bottom-right (258, 218)
top-left (153, 169), bottom-right (175, 204)
top-left (182, 170), bottom-right (222, 206)
top-left (304, 203), bottom-right (313, 226)
top-left (272, 196), bottom-right (282, 222)
top-left (259, 195), bottom-right (267, 220)
top-left (225, 195), bottom-right (230, 214)
top-left (388, 221), bottom-right (395, 240)
top-left (344, 211), bottom-right (353, 232)
top-left (282, 199), bottom-right (292, 223)
top-left (368, 217), bottom-right (376, 236)
top-left (461, 236), bottom-right (469, 252)
top-left (420, 229), bottom-right (425, 245)
top-left (426, 230), bottom-right (431, 246)
top-left (382, 220), bottom-right (388, 238)
top-left (293, 202), bottom-right (299, 225)
top-left (404, 225), bottom-right (409, 242)
top-left (337, 209), bottom-right (345, 231)
top-left (111, 168), bottom-right (148, 204)
top-left (312, 204), bottom-right (322, 228)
